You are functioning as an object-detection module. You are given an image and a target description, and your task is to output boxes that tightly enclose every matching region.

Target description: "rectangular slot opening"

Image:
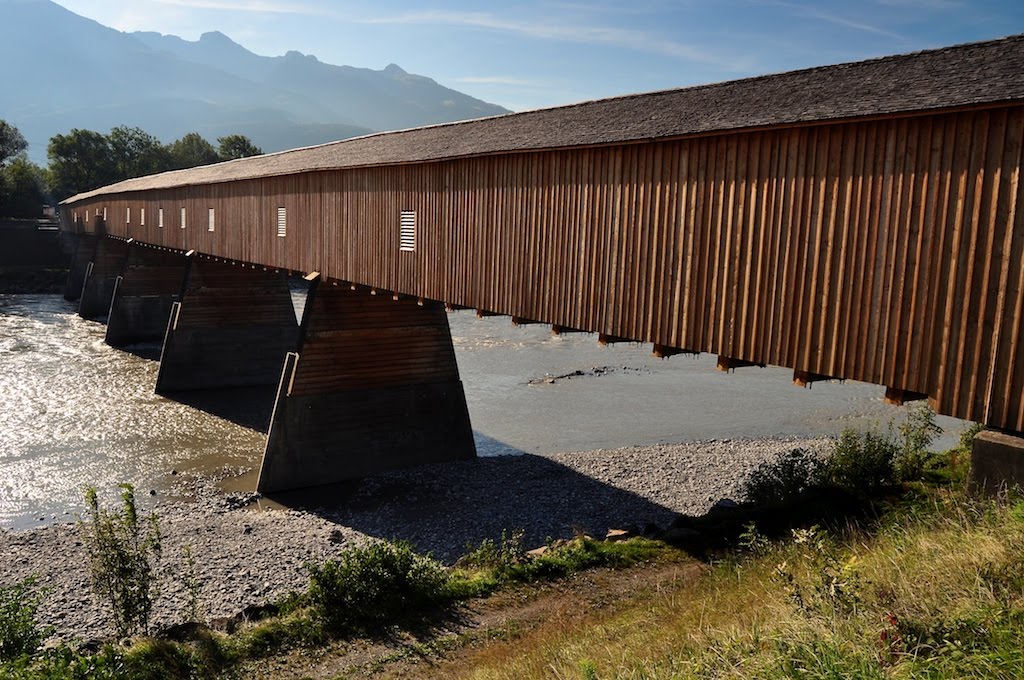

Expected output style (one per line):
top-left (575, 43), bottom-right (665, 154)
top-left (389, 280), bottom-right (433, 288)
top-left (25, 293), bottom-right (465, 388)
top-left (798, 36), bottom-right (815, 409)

top-left (208, 208), bottom-right (215, 232)
top-left (277, 207), bottom-right (287, 238)
top-left (180, 207), bottom-right (186, 229)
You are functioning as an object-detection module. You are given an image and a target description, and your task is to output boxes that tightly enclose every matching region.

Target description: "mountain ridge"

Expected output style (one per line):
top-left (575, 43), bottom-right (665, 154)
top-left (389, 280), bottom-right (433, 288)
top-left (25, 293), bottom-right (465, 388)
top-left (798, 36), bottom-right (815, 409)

top-left (0, 0), bottom-right (509, 163)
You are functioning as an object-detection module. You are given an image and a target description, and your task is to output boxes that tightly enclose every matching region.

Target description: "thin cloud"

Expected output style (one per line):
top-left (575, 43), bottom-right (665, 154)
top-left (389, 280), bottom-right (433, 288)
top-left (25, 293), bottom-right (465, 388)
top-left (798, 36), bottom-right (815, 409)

top-left (875, 0), bottom-right (961, 9)
top-left (766, 2), bottom-right (906, 40)
top-left (455, 76), bottom-right (551, 86)
top-left (152, 0), bottom-right (331, 15)
top-left (362, 10), bottom-right (741, 68)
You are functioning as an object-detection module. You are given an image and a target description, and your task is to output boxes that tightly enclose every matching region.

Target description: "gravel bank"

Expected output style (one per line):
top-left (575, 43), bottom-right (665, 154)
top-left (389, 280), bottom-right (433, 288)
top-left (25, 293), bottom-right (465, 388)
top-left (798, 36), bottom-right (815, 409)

top-left (0, 436), bottom-right (826, 644)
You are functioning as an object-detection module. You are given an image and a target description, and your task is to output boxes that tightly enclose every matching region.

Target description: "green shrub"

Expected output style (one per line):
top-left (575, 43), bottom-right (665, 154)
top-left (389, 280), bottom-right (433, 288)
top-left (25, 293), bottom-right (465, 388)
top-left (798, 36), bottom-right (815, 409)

top-left (820, 429), bottom-right (899, 494)
top-left (0, 576), bottom-right (50, 662)
top-left (895, 403), bottom-right (943, 480)
top-left (81, 484), bottom-right (162, 638)
top-left (743, 448), bottom-right (824, 506)
top-left (306, 541), bottom-right (451, 633)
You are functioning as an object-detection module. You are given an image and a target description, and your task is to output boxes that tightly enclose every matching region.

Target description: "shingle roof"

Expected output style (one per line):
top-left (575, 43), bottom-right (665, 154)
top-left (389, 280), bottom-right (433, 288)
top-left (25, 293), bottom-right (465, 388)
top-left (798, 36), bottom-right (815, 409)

top-left (63, 34), bottom-right (1024, 204)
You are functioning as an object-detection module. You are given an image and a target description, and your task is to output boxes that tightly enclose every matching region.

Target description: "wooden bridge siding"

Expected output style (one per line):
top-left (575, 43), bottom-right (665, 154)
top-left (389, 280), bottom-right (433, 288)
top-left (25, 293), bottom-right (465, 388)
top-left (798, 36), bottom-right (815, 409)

top-left (67, 105), bottom-right (1024, 430)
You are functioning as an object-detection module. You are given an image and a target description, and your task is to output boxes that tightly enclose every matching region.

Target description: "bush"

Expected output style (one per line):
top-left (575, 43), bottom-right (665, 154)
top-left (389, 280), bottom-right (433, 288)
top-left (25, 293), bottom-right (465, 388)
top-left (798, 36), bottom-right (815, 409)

top-left (820, 429), bottom-right (900, 494)
top-left (0, 576), bottom-right (50, 662)
top-left (895, 403), bottom-right (943, 480)
top-left (81, 484), bottom-right (162, 638)
top-left (743, 448), bottom-right (823, 506)
top-left (306, 540), bottom-right (451, 633)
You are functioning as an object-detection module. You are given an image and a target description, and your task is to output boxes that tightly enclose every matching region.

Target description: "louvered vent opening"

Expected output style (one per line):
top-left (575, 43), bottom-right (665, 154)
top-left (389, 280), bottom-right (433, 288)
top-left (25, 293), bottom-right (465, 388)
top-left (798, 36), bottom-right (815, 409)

top-left (180, 207), bottom-right (186, 229)
top-left (103, 207), bottom-right (107, 222)
top-left (126, 207), bottom-right (131, 224)
top-left (140, 208), bottom-right (145, 226)
top-left (400, 210), bottom-right (416, 252)
top-left (208, 208), bottom-right (215, 232)
top-left (277, 207), bottom-right (287, 238)
top-left (158, 208), bottom-right (164, 228)
top-left (73, 212), bottom-right (78, 224)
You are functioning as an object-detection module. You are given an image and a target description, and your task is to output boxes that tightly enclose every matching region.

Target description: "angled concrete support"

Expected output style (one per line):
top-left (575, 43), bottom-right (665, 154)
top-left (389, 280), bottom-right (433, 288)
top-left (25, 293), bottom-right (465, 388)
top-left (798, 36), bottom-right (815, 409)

top-left (78, 236), bottom-right (131, 319)
top-left (105, 244), bottom-right (189, 347)
top-left (257, 278), bottom-right (476, 493)
top-left (155, 257), bottom-right (299, 393)
top-left (63, 233), bottom-right (96, 302)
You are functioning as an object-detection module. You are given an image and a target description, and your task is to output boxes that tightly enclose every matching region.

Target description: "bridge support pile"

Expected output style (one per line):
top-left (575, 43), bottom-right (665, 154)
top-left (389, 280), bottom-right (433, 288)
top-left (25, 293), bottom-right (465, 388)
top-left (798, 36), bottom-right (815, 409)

top-left (257, 279), bottom-right (476, 493)
top-left (78, 237), bottom-right (130, 319)
top-left (63, 233), bottom-right (96, 302)
top-left (106, 244), bottom-right (189, 347)
top-left (155, 257), bottom-right (299, 393)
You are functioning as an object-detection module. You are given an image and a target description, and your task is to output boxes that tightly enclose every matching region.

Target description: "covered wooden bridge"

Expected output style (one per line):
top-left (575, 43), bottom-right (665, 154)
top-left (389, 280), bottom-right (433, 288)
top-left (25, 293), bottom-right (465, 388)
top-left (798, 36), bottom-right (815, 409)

top-left (60, 35), bottom-right (1024, 492)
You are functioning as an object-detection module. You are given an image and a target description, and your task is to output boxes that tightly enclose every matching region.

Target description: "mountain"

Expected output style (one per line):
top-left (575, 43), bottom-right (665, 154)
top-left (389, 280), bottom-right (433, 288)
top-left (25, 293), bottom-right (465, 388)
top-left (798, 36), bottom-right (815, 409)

top-left (0, 0), bottom-right (510, 163)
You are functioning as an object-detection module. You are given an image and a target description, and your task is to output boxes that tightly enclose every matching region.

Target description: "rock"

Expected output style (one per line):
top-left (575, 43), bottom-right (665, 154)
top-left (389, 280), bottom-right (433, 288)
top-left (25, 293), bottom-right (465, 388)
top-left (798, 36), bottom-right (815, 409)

top-left (328, 529), bottom-right (345, 544)
top-left (658, 527), bottom-right (702, 546)
top-left (642, 522), bottom-right (662, 537)
top-left (605, 528), bottom-right (632, 542)
top-left (527, 546), bottom-right (548, 558)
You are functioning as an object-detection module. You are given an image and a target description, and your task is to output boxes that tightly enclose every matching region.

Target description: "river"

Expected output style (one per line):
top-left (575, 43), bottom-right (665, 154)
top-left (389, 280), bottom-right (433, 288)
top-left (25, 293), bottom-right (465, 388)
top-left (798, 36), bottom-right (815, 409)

top-left (0, 292), bottom-right (968, 529)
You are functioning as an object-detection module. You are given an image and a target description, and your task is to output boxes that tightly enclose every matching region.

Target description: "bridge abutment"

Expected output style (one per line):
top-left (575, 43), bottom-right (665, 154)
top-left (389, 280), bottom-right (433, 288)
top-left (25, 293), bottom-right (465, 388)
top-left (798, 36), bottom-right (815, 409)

top-left (155, 257), bottom-right (299, 393)
top-left (63, 233), bottom-right (96, 302)
top-left (78, 236), bottom-right (130, 319)
top-left (257, 278), bottom-right (476, 494)
top-left (105, 244), bottom-right (189, 347)
top-left (970, 429), bottom-right (1024, 495)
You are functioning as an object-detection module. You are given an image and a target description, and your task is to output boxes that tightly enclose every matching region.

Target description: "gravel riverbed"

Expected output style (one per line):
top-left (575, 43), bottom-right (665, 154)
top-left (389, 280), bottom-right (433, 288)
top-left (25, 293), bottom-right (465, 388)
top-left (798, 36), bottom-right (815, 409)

top-left (0, 436), bottom-right (827, 644)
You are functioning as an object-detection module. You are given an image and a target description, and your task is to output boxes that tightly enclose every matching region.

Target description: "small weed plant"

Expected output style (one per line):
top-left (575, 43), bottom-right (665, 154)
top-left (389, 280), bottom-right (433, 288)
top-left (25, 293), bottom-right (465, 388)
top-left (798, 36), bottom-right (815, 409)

top-left (0, 576), bottom-right (50, 662)
top-left (82, 484), bottom-right (162, 638)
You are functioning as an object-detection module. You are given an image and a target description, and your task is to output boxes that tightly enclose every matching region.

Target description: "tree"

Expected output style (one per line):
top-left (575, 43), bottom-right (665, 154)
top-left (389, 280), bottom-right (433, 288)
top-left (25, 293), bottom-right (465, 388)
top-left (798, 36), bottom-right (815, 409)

top-left (0, 155), bottom-right (47, 218)
top-left (108, 126), bottom-right (173, 179)
top-left (47, 128), bottom-right (117, 200)
top-left (217, 134), bottom-right (263, 161)
top-left (169, 132), bottom-right (219, 169)
top-left (0, 120), bottom-right (27, 165)
top-left (0, 120), bottom-right (45, 218)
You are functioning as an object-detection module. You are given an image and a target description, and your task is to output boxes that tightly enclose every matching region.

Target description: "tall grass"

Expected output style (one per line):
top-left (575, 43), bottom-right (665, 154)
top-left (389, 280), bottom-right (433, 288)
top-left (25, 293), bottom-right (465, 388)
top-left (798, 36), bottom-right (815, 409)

top-left (461, 425), bottom-right (1024, 680)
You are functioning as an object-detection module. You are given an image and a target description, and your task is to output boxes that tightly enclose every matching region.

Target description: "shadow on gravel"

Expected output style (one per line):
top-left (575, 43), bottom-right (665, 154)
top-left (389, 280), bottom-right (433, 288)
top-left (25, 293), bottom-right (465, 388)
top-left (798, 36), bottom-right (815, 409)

top-left (162, 384), bottom-right (278, 433)
top-left (260, 433), bottom-right (679, 562)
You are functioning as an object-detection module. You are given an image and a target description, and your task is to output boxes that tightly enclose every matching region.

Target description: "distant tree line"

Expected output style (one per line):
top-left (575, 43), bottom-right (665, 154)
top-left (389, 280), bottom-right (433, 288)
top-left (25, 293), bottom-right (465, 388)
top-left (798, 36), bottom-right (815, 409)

top-left (0, 120), bottom-right (263, 218)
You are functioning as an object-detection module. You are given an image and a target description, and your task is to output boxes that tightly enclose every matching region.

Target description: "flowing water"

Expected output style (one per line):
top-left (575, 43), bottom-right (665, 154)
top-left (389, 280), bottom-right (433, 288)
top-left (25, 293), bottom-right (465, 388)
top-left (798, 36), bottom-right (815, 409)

top-left (0, 293), bottom-right (969, 529)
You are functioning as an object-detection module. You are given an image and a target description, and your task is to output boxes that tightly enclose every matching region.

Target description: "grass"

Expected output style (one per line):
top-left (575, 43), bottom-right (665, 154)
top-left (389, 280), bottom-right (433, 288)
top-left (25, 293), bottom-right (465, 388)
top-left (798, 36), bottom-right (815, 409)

top-left (457, 460), bottom-right (1024, 678)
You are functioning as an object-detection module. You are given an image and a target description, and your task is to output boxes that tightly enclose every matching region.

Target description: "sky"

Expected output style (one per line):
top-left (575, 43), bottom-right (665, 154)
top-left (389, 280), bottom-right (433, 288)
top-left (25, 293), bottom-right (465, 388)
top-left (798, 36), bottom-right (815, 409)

top-left (54, 0), bottom-right (1024, 112)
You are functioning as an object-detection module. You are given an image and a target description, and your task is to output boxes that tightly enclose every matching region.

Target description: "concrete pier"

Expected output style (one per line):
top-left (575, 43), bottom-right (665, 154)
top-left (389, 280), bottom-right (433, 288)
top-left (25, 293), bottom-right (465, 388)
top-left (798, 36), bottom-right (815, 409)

top-left (78, 236), bottom-right (130, 319)
top-left (970, 429), bottom-right (1024, 494)
top-left (63, 233), bottom-right (96, 302)
top-left (257, 279), bottom-right (476, 493)
top-left (105, 244), bottom-right (189, 347)
top-left (155, 257), bottom-right (299, 393)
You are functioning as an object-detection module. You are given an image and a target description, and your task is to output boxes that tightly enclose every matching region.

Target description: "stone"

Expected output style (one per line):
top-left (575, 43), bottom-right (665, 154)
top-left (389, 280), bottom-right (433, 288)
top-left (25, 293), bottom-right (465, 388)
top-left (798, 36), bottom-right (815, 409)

top-left (605, 528), bottom-right (632, 542)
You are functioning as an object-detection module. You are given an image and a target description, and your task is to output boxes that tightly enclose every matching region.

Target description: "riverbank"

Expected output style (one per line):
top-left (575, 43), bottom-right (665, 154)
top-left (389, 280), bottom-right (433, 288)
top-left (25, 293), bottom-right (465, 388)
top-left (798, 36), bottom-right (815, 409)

top-left (0, 436), bottom-right (824, 644)
top-left (0, 267), bottom-right (68, 294)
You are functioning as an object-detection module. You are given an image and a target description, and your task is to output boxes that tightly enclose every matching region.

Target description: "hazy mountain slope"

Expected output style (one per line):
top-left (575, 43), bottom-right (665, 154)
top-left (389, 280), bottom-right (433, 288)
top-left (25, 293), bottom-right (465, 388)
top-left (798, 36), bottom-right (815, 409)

top-left (1, 0), bottom-right (508, 162)
top-left (132, 30), bottom-right (510, 131)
